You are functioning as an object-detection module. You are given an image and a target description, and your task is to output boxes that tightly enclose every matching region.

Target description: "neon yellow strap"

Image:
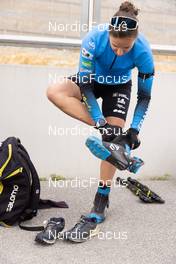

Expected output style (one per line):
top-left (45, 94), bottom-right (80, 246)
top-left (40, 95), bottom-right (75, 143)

top-left (0, 221), bottom-right (12, 228)
top-left (147, 190), bottom-right (151, 197)
top-left (0, 182), bottom-right (3, 194)
top-left (136, 189), bottom-right (140, 195)
top-left (0, 144), bottom-right (12, 177)
top-left (5, 167), bottom-right (23, 180)
top-left (0, 144), bottom-right (23, 195)
top-left (0, 168), bottom-right (23, 195)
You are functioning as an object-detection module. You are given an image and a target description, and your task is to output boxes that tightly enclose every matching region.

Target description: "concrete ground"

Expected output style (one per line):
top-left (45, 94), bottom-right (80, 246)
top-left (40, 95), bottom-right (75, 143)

top-left (1, 179), bottom-right (176, 264)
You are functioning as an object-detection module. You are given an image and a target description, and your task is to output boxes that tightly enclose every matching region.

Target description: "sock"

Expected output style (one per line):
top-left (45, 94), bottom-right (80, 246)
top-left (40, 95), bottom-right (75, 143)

top-left (97, 181), bottom-right (111, 196)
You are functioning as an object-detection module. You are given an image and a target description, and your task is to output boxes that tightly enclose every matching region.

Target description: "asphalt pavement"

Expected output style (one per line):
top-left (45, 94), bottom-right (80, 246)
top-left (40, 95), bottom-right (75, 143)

top-left (0, 179), bottom-right (176, 264)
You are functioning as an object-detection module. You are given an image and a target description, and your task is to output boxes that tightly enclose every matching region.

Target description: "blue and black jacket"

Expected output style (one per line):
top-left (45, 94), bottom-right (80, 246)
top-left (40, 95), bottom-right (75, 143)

top-left (79, 24), bottom-right (155, 132)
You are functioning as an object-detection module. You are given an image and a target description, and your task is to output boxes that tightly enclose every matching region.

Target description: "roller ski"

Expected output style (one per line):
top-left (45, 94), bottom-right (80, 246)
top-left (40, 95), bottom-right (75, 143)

top-left (116, 177), bottom-right (165, 203)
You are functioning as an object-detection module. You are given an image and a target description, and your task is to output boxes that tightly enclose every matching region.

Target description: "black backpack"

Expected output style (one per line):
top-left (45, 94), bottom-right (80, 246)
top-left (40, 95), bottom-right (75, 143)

top-left (0, 137), bottom-right (68, 231)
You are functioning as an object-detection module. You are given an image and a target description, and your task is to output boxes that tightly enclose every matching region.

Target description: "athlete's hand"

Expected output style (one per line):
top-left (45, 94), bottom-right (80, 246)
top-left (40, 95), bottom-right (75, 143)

top-left (98, 123), bottom-right (122, 142)
top-left (125, 128), bottom-right (141, 150)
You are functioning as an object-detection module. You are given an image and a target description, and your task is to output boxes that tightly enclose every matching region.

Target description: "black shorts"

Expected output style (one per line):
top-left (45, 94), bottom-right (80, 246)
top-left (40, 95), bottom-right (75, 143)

top-left (68, 74), bottom-right (132, 121)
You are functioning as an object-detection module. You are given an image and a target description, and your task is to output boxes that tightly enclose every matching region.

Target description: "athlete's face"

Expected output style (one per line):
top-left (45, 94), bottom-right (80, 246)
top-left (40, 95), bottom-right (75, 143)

top-left (109, 36), bottom-right (135, 56)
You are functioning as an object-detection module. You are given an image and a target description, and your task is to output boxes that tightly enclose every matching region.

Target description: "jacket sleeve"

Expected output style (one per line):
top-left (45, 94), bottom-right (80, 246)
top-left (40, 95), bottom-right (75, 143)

top-left (131, 50), bottom-right (155, 132)
top-left (79, 31), bottom-right (105, 124)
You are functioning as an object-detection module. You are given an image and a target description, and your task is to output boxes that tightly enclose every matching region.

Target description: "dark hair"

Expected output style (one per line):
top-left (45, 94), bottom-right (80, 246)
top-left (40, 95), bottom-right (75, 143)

top-left (109, 1), bottom-right (139, 38)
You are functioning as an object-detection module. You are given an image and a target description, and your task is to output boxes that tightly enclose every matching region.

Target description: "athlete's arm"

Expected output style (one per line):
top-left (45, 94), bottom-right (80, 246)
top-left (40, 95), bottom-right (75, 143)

top-left (131, 49), bottom-right (155, 132)
top-left (79, 31), bottom-right (106, 127)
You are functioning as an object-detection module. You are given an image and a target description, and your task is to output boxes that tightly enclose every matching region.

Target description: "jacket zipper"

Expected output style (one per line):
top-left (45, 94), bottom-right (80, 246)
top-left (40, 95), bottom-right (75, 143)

top-left (109, 54), bottom-right (117, 70)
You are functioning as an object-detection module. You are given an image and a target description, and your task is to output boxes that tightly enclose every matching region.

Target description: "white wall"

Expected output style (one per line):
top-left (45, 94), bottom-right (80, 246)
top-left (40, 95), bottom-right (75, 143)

top-left (0, 64), bottom-right (175, 179)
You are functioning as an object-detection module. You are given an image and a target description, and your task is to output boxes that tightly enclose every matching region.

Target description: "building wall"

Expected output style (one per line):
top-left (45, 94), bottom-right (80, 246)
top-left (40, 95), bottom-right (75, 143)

top-left (0, 64), bottom-right (175, 179)
top-left (0, 0), bottom-right (176, 45)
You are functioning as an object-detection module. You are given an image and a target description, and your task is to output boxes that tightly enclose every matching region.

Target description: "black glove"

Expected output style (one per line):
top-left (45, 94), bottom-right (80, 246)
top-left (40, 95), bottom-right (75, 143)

top-left (125, 128), bottom-right (141, 150)
top-left (98, 123), bottom-right (122, 142)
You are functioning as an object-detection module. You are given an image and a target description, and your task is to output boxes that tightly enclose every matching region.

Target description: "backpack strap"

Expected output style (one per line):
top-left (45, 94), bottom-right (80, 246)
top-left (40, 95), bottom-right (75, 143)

top-left (18, 223), bottom-right (44, 231)
top-left (38, 199), bottom-right (68, 209)
top-left (18, 199), bottom-right (69, 231)
top-left (19, 209), bottom-right (44, 231)
top-left (18, 199), bottom-right (68, 231)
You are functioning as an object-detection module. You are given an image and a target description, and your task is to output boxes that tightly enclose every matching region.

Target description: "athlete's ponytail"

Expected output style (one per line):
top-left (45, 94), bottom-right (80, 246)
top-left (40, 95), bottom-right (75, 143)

top-left (109, 1), bottom-right (139, 38)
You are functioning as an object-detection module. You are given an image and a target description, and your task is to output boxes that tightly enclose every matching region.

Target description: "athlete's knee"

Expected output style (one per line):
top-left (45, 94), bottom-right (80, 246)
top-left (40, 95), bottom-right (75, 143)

top-left (47, 84), bottom-right (56, 101)
top-left (46, 83), bottom-right (65, 102)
